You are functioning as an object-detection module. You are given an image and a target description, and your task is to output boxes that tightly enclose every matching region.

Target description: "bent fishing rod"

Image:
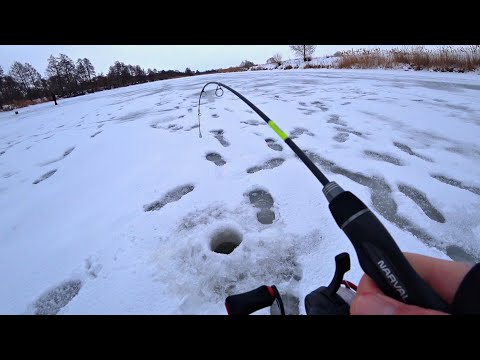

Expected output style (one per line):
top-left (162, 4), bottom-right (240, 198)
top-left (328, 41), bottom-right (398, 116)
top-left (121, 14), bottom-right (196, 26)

top-left (198, 82), bottom-right (449, 313)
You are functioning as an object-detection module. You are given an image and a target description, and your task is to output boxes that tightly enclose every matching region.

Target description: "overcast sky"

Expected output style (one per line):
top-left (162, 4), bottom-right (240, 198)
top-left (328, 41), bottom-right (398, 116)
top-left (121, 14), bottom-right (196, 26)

top-left (1, 45), bottom-right (433, 76)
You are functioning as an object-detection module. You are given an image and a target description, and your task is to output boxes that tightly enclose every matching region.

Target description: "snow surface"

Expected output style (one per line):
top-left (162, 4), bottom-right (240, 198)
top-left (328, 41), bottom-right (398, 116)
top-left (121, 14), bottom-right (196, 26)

top-left (1, 69), bottom-right (479, 314)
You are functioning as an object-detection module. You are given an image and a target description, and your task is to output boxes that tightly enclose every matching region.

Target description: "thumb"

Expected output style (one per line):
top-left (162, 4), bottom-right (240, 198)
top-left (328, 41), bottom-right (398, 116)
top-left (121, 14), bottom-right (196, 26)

top-left (351, 292), bottom-right (449, 315)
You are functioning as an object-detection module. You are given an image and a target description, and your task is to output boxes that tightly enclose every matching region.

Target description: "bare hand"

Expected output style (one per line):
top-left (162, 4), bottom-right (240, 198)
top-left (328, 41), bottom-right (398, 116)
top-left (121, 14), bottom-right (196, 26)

top-left (350, 252), bottom-right (472, 315)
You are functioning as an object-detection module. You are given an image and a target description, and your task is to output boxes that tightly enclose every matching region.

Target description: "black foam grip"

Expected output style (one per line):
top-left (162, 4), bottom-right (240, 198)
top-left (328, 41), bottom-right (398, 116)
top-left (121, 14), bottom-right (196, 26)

top-left (225, 286), bottom-right (275, 315)
top-left (329, 191), bottom-right (366, 228)
top-left (329, 191), bottom-right (450, 313)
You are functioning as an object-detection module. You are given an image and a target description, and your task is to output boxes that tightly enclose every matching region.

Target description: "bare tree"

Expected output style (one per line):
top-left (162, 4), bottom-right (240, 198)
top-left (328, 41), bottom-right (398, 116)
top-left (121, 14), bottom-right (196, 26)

top-left (2, 76), bottom-right (22, 105)
top-left (46, 55), bottom-right (65, 95)
top-left (58, 54), bottom-right (77, 93)
top-left (267, 53), bottom-right (283, 66)
top-left (10, 62), bottom-right (29, 98)
top-left (240, 60), bottom-right (255, 68)
top-left (94, 72), bottom-right (108, 89)
top-left (47, 54), bottom-right (84, 96)
top-left (75, 58), bottom-right (96, 91)
top-left (10, 62), bottom-right (39, 100)
top-left (2, 51), bottom-right (222, 107)
top-left (108, 61), bottom-right (129, 87)
top-left (289, 45), bottom-right (317, 62)
top-left (76, 59), bottom-right (87, 81)
top-left (24, 63), bottom-right (42, 88)
top-left (75, 59), bottom-right (88, 91)
top-left (9, 62), bottom-right (43, 101)
top-left (82, 58), bottom-right (96, 82)
top-left (133, 65), bottom-right (145, 81)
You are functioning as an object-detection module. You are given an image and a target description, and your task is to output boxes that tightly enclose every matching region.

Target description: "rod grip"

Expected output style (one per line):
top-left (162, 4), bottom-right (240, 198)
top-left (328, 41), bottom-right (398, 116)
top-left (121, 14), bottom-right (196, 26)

top-left (225, 286), bottom-right (276, 315)
top-left (329, 191), bottom-right (450, 313)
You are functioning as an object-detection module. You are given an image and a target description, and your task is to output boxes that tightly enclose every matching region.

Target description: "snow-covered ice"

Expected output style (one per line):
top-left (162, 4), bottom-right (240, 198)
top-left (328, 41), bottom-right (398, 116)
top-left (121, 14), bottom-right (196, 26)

top-left (1, 69), bottom-right (479, 314)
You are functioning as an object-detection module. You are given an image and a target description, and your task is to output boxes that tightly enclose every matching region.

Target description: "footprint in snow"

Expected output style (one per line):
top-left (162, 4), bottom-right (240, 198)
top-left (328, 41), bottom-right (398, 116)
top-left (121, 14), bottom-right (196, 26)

top-left (247, 158), bottom-right (285, 174)
top-left (241, 120), bottom-right (265, 126)
top-left (397, 183), bottom-right (446, 223)
top-left (210, 130), bottom-right (230, 147)
top-left (304, 150), bottom-right (438, 249)
top-left (333, 132), bottom-right (349, 143)
top-left (290, 127), bottom-right (315, 139)
top-left (184, 124), bottom-right (199, 132)
top-left (3, 171), bottom-right (18, 179)
top-left (246, 188), bottom-right (276, 225)
top-left (364, 150), bottom-right (404, 166)
top-left (85, 256), bottom-right (103, 279)
top-left (297, 106), bottom-right (317, 116)
top-left (206, 152), bottom-right (226, 166)
top-left (39, 146), bottom-right (75, 166)
top-left (431, 174), bottom-right (480, 196)
top-left (311, 101), bottom-right (329, 112)
top-left (165, 124), bottom-right (184, 132)
top-left (393, 142), bottom-right (433, 162)
top-left (33, 169), bottom-right (57, 184)
top-left (327, 114), bottom-right (347, 127)
top-left (446, 245), bottom-right (478, 264)
top-left (32, 279), bottom-right (82, 315)
top-left (265, 138), bottom-right (283, 151)
top-left (143, 184), bottom-right (195, 212)
top-left (335, 127), bottom-right (363, 137)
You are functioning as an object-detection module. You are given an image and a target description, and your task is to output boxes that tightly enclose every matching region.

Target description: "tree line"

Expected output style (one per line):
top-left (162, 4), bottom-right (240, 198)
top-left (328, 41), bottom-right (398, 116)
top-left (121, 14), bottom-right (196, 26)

top-left (0, 54), bottom-right (217, 110)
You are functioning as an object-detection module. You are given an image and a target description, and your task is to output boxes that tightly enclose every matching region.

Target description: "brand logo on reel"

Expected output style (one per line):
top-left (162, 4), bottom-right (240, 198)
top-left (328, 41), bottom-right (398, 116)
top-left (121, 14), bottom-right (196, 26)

top-left (377, 260), bottom-right (409, 301)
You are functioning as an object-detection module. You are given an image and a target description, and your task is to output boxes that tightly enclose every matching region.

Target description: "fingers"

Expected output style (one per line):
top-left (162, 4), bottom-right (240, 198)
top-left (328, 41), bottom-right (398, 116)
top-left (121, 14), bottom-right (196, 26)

top-left (403, 252), bottom-right (472, 303)
top-left (351, 286), bottom-right (448, 315)
top-left (354, 272), bottom-right (381, 295)
top-left (354, 252), bottom-right (472, 302)
top-left (351, 252), bottom-right (473, 315)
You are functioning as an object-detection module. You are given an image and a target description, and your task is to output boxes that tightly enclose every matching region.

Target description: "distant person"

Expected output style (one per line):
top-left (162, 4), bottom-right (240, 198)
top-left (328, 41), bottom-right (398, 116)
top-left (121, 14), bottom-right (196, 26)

top-left (51, 93), bottom-right (57, 106)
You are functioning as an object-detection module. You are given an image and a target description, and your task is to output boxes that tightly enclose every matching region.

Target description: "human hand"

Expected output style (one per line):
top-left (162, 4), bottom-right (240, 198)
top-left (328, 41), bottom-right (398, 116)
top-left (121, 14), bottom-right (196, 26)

top-left (350, 252), bottom-right (472, 315)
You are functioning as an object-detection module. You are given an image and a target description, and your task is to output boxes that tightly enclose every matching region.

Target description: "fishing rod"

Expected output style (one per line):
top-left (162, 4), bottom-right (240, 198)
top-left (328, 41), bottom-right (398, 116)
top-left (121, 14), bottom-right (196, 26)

top-left (198, 82), bottom-right (450, 314)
